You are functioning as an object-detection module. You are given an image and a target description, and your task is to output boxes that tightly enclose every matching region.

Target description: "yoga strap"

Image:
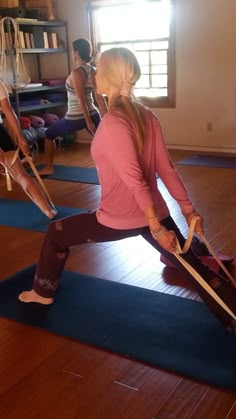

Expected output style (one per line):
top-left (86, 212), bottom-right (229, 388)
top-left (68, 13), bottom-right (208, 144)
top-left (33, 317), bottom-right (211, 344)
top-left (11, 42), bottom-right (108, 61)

top-left (3, 148), bottom-right (18, 191)
top-left (23, 153), bottom-right (56, 211)
top-left (1, 148), bottom-right (56, 212)
top-left (0, 17), bottom-right (30, 90)
top-left (173, 216), bottom-right (236, 321)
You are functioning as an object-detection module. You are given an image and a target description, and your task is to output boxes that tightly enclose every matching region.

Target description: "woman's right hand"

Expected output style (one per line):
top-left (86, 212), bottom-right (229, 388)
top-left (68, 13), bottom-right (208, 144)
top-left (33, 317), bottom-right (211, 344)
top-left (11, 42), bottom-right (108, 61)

top-left (156, 229), bottom-right (178, 253)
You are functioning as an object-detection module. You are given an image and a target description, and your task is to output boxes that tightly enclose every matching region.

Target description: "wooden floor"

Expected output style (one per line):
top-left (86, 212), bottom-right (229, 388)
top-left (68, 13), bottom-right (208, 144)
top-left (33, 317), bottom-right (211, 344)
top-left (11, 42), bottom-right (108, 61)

top-left (0, 143), bottom-right (236, 419)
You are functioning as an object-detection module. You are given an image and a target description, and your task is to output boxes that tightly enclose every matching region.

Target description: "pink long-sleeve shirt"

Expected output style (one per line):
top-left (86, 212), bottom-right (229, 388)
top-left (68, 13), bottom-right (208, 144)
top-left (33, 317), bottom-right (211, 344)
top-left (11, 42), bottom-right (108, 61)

top-left (91, 106), bottom-right (194, 229)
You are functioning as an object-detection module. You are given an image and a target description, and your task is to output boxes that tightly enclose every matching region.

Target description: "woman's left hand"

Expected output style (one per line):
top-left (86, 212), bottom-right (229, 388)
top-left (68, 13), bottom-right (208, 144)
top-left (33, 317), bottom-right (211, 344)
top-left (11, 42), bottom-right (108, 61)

top-left (185, 210), bottom-right (204, 235)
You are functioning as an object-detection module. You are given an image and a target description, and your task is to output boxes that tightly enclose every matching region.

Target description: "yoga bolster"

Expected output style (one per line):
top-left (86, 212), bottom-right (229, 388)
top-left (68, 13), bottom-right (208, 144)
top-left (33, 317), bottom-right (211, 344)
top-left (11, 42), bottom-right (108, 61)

top-left (29, 115), bottom-right (45, 128)
top-left (35, 127), bottom-right (47, 139)
top-left (41, 113), bottom-right (59, 126)
top-left (20, 116), bottom-right (31, 129)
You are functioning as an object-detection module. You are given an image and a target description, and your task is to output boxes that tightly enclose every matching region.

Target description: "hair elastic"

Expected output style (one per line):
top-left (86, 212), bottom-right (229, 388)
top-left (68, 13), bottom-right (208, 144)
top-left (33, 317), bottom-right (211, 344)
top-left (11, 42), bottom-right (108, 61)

top-left (120, 81), bottom-right (133, 97)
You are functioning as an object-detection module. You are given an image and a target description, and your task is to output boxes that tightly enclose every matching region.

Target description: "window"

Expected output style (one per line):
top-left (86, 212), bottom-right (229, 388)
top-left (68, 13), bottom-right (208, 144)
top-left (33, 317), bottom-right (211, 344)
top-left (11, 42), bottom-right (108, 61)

top-left (88, 0), bottom-right (175, 108)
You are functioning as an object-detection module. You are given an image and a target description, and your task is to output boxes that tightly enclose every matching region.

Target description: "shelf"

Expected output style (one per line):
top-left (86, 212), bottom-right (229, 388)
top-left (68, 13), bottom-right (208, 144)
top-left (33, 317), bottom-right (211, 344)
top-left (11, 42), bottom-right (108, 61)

top-left (21, 48), bottom-right (67, 54)
top-left (17, 20), bottom-right (67, 27)
top-left (17, 101), bottom-right (66, 113)
top-left (13, 86), bottom-right (65, 94)
top-left (5, 19), bottom-right (70, 118)
top-left (5, 48), bottom-right (67, 55)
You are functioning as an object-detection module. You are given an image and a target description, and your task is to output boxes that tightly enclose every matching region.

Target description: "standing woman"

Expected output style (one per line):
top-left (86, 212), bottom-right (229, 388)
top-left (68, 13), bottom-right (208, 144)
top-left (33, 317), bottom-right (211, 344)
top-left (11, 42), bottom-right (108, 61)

top-left (39, 38), bottom-right (107, 175)
top-left (0, 79), bottom-right (56, 219)
top-left (19, 47), bottom-right (236, 334)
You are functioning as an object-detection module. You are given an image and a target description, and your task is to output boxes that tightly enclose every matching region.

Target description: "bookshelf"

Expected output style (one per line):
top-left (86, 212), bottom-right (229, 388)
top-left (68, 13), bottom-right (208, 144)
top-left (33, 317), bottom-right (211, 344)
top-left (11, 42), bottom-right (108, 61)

top-left (4, 18), bottom-right (71, 116)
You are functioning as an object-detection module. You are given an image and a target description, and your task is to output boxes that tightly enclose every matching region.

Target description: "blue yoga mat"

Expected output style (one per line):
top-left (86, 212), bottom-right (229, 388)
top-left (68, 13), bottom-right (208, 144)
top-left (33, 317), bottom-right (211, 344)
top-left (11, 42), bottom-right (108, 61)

top-left (36, 165), bottom-right (100, 184)
top-left (1, 265), bottom-right (236, 391)
top-left (178, 155), bottom-right (236, 169)
top-left (0, 199), bottom-right (87, 232)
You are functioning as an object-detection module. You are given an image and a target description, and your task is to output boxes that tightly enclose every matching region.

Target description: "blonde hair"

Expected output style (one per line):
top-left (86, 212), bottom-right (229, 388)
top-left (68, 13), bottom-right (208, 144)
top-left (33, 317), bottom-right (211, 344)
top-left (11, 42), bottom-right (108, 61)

top-left (98, 47), bottom-right (146, 153)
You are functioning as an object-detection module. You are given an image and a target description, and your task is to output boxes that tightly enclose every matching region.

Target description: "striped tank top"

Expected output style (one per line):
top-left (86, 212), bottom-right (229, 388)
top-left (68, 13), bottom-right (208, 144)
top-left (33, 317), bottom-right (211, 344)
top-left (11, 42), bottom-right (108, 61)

top-left (65, 64), bottom-right (98, 120)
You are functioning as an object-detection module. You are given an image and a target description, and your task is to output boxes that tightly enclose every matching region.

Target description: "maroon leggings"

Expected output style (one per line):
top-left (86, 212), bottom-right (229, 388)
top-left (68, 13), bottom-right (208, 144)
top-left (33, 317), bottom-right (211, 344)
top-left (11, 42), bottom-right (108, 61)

top-left (33, 212), bottom-right (236, 331)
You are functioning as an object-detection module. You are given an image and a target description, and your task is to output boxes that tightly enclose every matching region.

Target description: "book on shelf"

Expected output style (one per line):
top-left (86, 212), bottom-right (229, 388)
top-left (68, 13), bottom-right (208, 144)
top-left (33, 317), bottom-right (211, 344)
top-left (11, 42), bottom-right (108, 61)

top-left (43, 31), bottom-right (49, 49)
top-left (49, 32), bottom-right (58, 49)
top-left (16, 18), bottom-right (38, 23)
top-left (19, 31), bottom-right (25, 49)
top-left (30, 33), bottom-right (35, 49)
top-left (24, 32), bottom-right (31, 49)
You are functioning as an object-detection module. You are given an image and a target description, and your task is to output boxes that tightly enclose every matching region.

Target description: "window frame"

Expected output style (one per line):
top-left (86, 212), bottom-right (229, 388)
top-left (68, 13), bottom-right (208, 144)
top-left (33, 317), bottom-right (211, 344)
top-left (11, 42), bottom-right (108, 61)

top-left (88, 0), bottom-right (176, 108)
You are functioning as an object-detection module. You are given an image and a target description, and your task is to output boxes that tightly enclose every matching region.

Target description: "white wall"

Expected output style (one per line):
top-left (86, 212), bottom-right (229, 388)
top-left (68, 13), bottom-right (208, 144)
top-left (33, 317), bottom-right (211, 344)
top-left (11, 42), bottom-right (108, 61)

top-left (54, 0), bottom-right (236, 152)
top-left (157, 0), bottom-right (236, 153)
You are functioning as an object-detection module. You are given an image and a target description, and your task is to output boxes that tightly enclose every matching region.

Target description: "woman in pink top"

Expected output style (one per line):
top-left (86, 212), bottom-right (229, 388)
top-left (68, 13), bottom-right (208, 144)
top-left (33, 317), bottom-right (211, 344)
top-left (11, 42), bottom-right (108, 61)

top-left (0, 80), bottom-right (56, 219)
top-left (19, 48), bottom-right (236, 333)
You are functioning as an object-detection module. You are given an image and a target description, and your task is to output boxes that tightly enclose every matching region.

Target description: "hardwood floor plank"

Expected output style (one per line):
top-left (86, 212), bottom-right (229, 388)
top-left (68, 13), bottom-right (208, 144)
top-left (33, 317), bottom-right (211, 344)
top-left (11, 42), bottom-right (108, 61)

top-left (189, 388), bottom-right (236, 419)
top-left (153, 379), bottom-right (207, 418)
top-left (118, 370), bottom-right (181, 419)
top-left (0, 319), bottom-right (64, 395)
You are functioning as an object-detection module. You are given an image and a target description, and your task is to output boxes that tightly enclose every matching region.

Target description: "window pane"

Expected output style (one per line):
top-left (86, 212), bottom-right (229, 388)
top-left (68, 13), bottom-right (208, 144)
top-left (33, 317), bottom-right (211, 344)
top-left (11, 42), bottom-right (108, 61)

top-left (136, 75), bottom-right (150, 89)
top-left (151, 41), bottom-right (169, 50)
top-left (120, 43), bottom-right (133, 50)
top-left (100, 44), bottom-right (115, 52)
top-left (149, 88), bottom-right (168, 97)
top-left (134, 42), bottom-right (151, 51)
top-left (134, 88), bottom-right (168, 98)
top-left (151, 65), bottom-right (168, 74)
top-left (152, 75), bottom-right (168, 88)
top-left (141, 65), bottom-right (150, 75)
top-left (96, 1), bottom-right (171, 42)
top-left (135, 51), bottom-right (149, 66)
top-left (151, 51), bottom-right (167, 65)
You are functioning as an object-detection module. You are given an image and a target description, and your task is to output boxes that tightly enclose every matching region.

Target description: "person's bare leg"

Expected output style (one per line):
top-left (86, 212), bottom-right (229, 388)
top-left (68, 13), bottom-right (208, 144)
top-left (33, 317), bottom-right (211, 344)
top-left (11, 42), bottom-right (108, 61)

top-left (18, 289), bottom-right (54, 304)
top-left (38, 139), bottom-right (56, 175)
top-left (0, 150), bottom-right (57, 219)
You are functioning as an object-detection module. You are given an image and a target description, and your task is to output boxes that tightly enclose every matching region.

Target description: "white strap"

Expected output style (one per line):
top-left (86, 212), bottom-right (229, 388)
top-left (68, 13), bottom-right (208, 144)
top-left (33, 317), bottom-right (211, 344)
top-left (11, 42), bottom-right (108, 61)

top-left (0, 17), bottom-right (31, 90)
top-left (173, 216), bottom-right (236, 321)
top-left (0, 149), bottom-right (56, 212)
top-left (23, 153), bottom-right (56, 211)
top-left (1, 148), bottom-right (19, 191)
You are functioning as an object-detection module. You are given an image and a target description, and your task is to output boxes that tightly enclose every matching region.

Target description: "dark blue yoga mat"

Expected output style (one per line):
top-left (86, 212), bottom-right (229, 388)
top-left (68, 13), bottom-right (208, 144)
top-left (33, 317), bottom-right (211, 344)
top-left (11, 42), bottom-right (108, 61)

top-left (0, 199), bottom-right (87, 232)
top-left (178, 155), bottom-right (236, 169)
top-left (1, 265), bottom-right (236, 391)
top-left (37, 165), bottom-right (99, 184)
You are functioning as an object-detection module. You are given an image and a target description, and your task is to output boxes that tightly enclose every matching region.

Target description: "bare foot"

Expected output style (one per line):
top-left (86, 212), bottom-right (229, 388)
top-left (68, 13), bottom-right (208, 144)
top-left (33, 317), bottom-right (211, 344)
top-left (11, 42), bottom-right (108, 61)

top-left (38, 167), bottom-right (54, 176)
top-left (18, 289), bottom-right (54, 305)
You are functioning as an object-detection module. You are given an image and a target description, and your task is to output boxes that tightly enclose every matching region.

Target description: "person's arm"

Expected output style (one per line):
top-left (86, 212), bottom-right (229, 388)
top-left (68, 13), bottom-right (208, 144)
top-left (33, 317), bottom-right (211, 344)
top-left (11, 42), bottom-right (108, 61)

top-left (71, 68), bottom-right (96, 135)
top-left (151, 115), bottom-right (204, 235)
top-left (91, 68), bottom-right (108, 117)
top-left (1, 96), bottom-right (29, 155)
